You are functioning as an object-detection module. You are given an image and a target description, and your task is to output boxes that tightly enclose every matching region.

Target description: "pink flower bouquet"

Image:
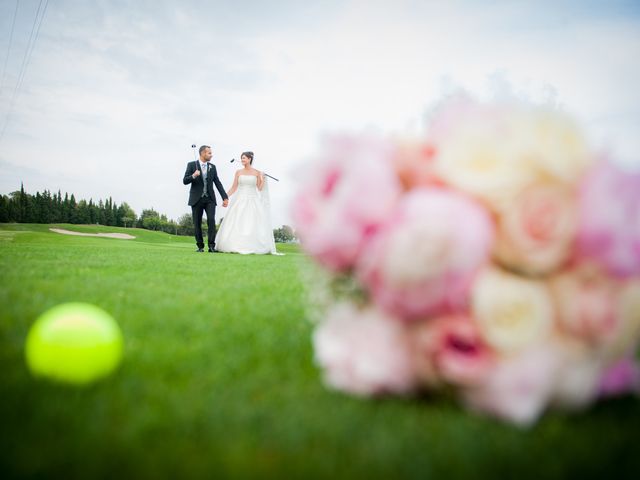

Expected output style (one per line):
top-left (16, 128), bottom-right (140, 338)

top-left (293, 99), bottom-right (640, 426)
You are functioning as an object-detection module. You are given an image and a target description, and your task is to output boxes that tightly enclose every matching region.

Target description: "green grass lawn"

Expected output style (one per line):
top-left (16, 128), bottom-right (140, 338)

top-left (1, 223), bottom-right (639, 479)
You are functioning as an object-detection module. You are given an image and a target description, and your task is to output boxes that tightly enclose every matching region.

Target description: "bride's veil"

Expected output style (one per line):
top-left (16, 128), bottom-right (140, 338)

top-left (259, 175), bottom-right (282, 255)
top-left (260, 175), bottom-right (271, 209)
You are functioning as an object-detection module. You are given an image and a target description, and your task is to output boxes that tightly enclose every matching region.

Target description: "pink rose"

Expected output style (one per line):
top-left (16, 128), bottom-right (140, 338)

top-left (411, 315), bottom-right (495, 387)
top-left (599, 357), bottom-right (640, 398)
top-left (461, 344), bottom-right (559, 427)
top-left (292, 135), bottom-right (401, 272)
top-left (313, 303), bottom-right (416, 396)
top-left (357, 188), bottom-right (494, 320)
top-left (493, 183), bottom-right (577, 275)
top-left (576, 160), bottom-right (640, 278)
top-left (549, 264), bottom-right (619, 345)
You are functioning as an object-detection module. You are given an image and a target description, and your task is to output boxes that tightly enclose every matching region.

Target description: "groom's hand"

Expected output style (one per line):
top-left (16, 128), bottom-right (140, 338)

top-left (223, 199), bottom-right (229, 207)
top-left (192, 169), bottom-right (201, 178)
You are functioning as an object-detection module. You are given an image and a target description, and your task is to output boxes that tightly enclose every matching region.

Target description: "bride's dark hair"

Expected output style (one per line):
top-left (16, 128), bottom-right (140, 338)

top-left (241, 151), bottom-right (254, 165)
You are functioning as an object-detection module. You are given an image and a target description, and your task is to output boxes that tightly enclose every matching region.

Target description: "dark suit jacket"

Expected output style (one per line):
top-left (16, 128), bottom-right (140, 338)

top-left (183, 161), bottom-right (228, 206)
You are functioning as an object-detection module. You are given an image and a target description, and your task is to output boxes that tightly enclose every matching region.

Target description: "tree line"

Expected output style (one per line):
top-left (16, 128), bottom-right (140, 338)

top-left (0, 184), bottom-right (298, 241)
top-left (0, 183), bottom-right (183, 234)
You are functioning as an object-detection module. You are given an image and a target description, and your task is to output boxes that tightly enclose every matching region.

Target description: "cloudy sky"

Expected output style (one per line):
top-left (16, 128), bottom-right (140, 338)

top-left (0, 0), bottom-right (639, 227)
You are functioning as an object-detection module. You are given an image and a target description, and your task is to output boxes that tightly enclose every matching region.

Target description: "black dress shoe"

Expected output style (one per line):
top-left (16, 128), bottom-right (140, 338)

top-left (197, 248), bottom-right (205, 252)
top-left (208, 248), bottom-right (215, 253)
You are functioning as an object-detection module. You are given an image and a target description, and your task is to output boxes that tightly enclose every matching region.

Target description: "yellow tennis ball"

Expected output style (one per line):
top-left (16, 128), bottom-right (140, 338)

top-left (25, 302), bottom-right (123, 385)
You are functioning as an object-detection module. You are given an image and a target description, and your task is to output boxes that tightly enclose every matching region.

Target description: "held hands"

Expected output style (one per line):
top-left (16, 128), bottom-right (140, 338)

top-left (223, 199), bottom-right (229, 208)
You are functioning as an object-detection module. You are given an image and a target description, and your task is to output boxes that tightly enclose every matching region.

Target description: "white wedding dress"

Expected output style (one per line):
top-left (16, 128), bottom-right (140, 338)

top-left (215, 175), bottom-right (279, 255)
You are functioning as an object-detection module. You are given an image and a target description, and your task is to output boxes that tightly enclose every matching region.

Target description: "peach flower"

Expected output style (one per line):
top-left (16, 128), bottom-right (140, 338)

top-left (548, 264), bottom-right (618, 345)
top-left (392, 140), bottom-right (441, 190)
top-left (493, 183), bottom-right (578, 275)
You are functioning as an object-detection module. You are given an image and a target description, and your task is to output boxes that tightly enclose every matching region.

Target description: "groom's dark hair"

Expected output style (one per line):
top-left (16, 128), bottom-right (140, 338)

top-left (199, 145), bottom-right (210, 155)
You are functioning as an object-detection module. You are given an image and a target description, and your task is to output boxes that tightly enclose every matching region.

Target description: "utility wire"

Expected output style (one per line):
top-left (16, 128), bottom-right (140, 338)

top-left (0, 0), bottom-right (50, 144)
top-left (14, 0), bottom-right (49, 98)
top-left (0, 0), bottom-right (20, 101)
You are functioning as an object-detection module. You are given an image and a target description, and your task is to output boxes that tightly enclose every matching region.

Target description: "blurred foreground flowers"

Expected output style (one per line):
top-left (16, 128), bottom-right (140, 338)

top-left (293, 98), bottom-right (640, 426)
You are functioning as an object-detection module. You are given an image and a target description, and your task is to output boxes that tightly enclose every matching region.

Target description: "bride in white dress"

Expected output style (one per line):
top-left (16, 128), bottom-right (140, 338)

top-left (215, 151), bottom-right (279, 254)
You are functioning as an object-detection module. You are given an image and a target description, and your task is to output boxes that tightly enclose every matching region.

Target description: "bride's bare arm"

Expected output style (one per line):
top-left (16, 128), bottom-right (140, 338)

top-left (257, 171), bottom-right (265, 191)
top-left (227, 171), bottom-right (240, 196)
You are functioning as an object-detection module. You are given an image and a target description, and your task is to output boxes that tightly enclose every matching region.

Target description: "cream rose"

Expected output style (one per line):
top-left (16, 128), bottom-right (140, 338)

top-left (434, 118), bottom-right (534, 208)
top-left (430, 101), bottom-right (593, 211)
top-left (472, 267), bottom-right (554, 353)
top-left (520, 108), bottom-right (593, 184)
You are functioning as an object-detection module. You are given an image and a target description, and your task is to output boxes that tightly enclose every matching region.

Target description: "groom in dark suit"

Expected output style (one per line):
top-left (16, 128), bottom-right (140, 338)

top-left (183, 145), bottom-right (229, 252)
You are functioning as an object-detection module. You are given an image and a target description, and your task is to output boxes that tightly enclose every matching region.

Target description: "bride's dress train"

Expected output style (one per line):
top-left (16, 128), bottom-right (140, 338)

top-left (215, 175), bottom-right (280, 255)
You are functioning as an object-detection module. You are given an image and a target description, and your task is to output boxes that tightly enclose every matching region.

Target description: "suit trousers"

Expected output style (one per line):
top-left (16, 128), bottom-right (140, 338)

top-left (192, 195), bottom-right (216, 250)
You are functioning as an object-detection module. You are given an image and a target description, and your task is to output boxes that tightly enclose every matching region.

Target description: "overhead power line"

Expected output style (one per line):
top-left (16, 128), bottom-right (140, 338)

top-left (0, 0), bottom-right (50, 145)
top-left (0, 0), bottom-right (20, 100)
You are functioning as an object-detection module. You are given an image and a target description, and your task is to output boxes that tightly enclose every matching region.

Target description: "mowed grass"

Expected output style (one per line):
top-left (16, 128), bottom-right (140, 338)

top-left (1, 223), bottom-right (639, 479)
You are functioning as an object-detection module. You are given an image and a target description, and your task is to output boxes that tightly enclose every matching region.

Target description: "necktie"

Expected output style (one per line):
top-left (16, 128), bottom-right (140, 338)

top-left (202, 163), bottom-right (208, 197)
